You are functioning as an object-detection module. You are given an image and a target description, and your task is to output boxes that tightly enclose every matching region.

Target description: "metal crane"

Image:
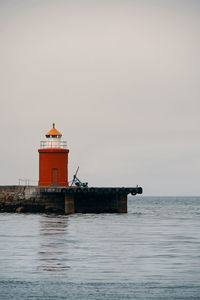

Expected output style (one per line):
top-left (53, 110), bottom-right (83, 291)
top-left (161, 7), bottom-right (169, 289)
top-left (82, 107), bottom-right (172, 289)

top-left (70, 167), bottom-right (88, 187)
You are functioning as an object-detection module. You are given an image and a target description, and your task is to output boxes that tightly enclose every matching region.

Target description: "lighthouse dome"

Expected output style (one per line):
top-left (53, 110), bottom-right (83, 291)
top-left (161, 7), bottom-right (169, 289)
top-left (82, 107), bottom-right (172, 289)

top-left (46, 123), bottom-right (62, 137)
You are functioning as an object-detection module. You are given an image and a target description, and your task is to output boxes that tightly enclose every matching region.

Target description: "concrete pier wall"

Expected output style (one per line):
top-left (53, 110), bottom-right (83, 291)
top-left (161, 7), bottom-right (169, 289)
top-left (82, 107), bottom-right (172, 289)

top-left (65, 195), bottom-right (75, 214)
top-left (0, 186), bottom-right (142, 214)
top-left (72, 193), bottom-right (127, 214)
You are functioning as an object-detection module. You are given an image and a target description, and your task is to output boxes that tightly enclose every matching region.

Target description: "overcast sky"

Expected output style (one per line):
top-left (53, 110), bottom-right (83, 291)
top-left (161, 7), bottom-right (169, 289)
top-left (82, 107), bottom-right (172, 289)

top-left (0, 0), bottom-right (200, 195)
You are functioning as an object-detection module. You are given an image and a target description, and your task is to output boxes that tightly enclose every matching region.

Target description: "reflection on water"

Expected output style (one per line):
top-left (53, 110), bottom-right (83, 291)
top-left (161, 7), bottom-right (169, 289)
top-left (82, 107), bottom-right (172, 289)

top-left (38, 215), bottom-right (70, 272)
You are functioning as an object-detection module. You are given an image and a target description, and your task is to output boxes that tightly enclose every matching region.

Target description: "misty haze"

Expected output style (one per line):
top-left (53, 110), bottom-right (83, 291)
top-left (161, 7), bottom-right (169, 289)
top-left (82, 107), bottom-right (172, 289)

top-left (1, 0), bottom-right (200, 195)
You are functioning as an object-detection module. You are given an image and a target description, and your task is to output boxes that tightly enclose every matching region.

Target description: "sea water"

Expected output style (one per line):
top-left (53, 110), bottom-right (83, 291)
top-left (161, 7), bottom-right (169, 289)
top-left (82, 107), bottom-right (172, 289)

top-left (0, 196), bottom-right (200, 299)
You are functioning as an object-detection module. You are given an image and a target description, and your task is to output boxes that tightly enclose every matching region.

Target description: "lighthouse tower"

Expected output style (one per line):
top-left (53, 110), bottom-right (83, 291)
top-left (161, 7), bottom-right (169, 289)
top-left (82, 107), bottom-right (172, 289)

top-left (38, 123), bottom-right (69, 187)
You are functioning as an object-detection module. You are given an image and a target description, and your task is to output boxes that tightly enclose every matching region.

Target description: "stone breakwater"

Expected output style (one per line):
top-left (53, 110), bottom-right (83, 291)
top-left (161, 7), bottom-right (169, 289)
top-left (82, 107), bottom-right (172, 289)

top-left (0, 185), bottom-right (143, 214)
top-left (0, 186), bottom-right (64, 214)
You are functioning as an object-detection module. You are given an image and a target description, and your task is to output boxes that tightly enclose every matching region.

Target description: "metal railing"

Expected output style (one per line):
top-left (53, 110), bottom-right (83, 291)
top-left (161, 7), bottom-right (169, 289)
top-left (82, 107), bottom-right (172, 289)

top-left (18, 179), bottom-right (38, 186)
top-left (40, 140), bottom-right (67, 149)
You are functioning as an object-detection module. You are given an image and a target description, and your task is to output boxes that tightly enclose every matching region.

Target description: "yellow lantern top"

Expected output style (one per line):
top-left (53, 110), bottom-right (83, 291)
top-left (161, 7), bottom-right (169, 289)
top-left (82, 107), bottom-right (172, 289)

top-left (45, 123), bottom-right (62, 136)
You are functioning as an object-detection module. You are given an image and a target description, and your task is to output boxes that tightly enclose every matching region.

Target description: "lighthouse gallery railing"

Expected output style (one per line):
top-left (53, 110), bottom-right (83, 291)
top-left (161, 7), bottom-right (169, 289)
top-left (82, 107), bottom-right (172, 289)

top-left (40, 141), bottom-right (67, 149)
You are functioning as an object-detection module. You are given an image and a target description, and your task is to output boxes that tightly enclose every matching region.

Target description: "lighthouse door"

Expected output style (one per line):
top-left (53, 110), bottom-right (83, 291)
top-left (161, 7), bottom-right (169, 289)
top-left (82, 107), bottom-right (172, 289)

top-left (52, 168), bottom-right (58, 185)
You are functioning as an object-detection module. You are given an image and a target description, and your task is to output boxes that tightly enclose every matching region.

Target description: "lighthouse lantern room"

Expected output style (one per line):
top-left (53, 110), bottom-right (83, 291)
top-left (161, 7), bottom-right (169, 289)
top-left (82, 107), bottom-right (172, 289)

top-left (38, 123), bottom-right (69, 187)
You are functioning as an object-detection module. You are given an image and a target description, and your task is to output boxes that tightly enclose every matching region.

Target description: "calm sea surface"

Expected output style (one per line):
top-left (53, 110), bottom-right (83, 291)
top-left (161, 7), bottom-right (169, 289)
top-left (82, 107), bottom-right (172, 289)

top-left (0, 196), bottom-right (200, 299)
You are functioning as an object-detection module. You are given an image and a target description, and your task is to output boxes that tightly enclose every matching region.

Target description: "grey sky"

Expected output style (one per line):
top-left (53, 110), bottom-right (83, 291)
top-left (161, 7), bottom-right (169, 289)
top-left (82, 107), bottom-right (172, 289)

top-left (0, 0), bottom-right (200, 195)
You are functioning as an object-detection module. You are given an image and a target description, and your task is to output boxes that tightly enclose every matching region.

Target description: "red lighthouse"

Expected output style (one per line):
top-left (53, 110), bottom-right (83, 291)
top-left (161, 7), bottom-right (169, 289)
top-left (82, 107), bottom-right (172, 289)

top-left (38, 123), bottom-right (69, 187)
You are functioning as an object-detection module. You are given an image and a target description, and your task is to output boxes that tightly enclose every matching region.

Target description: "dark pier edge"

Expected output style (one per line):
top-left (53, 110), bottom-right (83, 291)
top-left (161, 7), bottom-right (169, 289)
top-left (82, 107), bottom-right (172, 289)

top-left (0, 186), bottom-right (142, 214)
top-left (42, 186), bottom-right (143, 214)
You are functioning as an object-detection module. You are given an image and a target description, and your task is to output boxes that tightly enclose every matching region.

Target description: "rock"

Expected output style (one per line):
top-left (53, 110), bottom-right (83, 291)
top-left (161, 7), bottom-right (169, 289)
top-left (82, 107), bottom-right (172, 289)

top-left (16, 206), bottom-right (24, 213)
